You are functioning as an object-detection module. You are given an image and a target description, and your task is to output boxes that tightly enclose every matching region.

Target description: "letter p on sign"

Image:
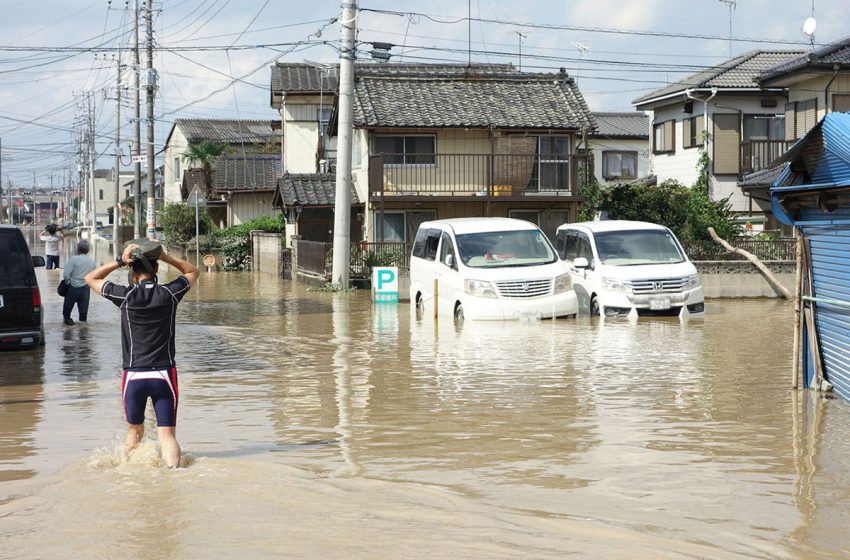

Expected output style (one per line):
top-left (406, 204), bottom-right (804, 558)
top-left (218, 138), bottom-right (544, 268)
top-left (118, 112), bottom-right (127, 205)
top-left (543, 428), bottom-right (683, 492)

top-left (372, 266), bottom-right (399, 303)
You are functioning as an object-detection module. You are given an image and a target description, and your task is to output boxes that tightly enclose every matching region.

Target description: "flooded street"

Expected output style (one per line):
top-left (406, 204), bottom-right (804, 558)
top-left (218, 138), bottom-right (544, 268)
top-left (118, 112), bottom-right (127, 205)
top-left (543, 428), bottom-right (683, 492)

top-left (2, 234), bottom-right (850, 559)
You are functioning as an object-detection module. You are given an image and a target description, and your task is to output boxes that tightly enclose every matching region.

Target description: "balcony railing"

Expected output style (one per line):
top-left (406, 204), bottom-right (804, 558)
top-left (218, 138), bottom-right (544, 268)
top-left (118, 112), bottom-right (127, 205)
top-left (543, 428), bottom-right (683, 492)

top-left (369, 153), bottom-right (590, 198)
top-left (740, 140), bottom-right (790, 175)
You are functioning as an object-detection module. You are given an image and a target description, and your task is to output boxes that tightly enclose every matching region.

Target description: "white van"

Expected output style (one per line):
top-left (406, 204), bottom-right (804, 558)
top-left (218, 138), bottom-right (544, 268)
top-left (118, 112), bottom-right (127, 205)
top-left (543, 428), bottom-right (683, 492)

top-left (409, 218), bottom-right (577, 321)
top-left (554, 221), bottom-right (704, 317)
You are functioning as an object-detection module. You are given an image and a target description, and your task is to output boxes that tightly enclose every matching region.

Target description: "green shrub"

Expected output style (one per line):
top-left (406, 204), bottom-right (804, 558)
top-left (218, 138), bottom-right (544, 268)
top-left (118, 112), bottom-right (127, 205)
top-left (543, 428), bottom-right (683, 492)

top-left (208, 213), bottom-right (285, 271)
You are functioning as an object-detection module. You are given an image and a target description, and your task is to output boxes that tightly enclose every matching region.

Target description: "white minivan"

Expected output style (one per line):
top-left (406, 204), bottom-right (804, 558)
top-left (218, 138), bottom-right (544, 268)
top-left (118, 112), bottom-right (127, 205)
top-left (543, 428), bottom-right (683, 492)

top-left (409, 218), bottom-right (577, 321)
top-left (554, 220), bottom-right (704, 317)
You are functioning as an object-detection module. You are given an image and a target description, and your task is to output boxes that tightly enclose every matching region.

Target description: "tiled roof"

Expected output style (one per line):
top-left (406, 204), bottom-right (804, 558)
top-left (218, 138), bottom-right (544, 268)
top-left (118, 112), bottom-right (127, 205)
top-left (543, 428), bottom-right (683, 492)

top-left (212, 155), bottom-right (280, 192)
top-left (738, 165), bottom-right (785, 188)
top-left (271, 63), bottom-right (339, 93)
top-left (270, 62), bottom-right (515, 94)
top-left (633, 50), bottom-right (805, 106)
top-left (759, 36), bottom-right (850, 83)
top-left (274, 173), bottom-right (361, 207)
top-left (181, 169), bottom-right (208, 199)
top-left (350, 68), bottom-right (595, 130)
top-left (591, 112), bottom-right (648, 138)
top-left (173, 118), bottom-right (278, 144)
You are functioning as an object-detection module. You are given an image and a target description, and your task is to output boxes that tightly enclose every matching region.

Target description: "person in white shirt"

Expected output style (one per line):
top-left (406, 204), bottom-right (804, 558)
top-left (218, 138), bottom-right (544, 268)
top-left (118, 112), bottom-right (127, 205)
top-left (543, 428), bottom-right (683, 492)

top-left (40, 224), bottom-right (64, 269)
top-left (62, 240), bottom-right (96, 325)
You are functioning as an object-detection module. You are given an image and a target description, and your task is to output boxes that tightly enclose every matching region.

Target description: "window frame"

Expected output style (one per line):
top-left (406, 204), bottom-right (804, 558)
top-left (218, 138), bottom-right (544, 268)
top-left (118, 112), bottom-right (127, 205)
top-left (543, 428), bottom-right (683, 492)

top-left (682, 115), bottom-right (705, 149)
top-left (601, 150), bottom-right (638, 180)
top-left (652, 120), bottom-right (675, 154)
top-left (373, 134), bottom-right (437, 167)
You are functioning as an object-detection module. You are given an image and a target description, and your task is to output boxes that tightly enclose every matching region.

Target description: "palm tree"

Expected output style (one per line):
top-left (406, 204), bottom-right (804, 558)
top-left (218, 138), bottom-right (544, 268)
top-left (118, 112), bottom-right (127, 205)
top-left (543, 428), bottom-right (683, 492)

top-left (182, 141), bottom-right (227, 198)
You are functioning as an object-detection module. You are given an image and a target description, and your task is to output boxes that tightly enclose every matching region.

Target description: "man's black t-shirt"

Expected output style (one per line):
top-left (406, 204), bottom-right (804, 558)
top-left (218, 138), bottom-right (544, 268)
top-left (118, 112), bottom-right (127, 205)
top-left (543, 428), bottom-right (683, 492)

top-left (101, 277), bottom-right (191, 369)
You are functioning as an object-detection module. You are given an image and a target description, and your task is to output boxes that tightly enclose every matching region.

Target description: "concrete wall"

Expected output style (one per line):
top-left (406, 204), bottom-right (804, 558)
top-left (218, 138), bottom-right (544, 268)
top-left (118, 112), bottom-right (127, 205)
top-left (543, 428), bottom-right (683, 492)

top-left (695, 260), bottom-right (795, 298)
top-left (251, 231), bottom-right (283, 275)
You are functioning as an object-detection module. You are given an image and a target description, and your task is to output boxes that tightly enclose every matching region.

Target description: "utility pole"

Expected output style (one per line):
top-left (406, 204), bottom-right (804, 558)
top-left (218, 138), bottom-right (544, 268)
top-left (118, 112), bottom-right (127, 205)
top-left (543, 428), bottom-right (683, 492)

top-left (133, 0), bottom-right (142, 238)
top-left (89, 92), bottom-right (97, 234)
top-left (145, 0), bottom-right (157, 239)
top-left (331, 0), bottom-right (357, 287)
top-left (114, 53), bottom-right (122, 248)
top-left (0, 136), bottom-right (4, 223)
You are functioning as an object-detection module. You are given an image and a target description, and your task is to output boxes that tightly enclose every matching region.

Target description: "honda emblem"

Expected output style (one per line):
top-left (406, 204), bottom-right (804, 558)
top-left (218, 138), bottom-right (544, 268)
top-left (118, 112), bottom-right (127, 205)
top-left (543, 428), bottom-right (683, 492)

top-left (653, 282), bottom-right (664, 291)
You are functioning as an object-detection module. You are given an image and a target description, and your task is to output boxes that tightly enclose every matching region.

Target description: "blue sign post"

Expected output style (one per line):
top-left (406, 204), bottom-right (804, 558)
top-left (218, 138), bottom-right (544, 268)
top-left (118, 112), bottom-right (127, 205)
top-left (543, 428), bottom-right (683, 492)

top-left (372, 266), bottom-right (399, 303)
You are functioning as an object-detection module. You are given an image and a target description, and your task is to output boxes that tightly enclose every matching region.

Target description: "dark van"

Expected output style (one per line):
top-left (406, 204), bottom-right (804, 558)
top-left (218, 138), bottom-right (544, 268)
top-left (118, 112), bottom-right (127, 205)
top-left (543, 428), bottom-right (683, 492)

top-left (0, 225), bottom-right (45, 349)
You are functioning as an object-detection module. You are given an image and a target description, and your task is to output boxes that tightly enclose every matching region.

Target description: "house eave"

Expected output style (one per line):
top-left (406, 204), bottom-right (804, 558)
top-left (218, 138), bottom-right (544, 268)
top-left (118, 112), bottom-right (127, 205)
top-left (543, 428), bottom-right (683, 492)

top-left (633, 87), bottom-right (786, 110)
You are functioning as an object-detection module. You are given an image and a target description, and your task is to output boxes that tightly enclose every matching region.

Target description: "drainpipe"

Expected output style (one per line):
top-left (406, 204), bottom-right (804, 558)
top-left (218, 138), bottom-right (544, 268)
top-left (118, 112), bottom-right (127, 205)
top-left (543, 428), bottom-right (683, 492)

top-left (824, 67), bottom-right (839, 114)
top-left (686, 87), bottom-right (718, 190)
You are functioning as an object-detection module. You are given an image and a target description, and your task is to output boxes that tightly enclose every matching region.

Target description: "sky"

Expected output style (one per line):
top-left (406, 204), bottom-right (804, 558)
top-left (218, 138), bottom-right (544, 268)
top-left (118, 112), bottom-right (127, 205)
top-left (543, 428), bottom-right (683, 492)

top-left (0, 0), bottom-right (846, 190)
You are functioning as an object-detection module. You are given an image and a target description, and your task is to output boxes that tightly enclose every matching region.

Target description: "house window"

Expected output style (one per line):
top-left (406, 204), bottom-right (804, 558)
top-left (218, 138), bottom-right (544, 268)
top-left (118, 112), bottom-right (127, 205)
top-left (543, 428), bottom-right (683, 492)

top-left (682, 116), bottom-right (704, 149)
top-left (601, 151), bottom-right (638, 180)
top-left (509, 210), bottom-right (540, 226)
top-left (653, 120), bottom-right (674, 154)
top-left (743, 115), bottom-right (784, 141)
top-left (373, 135), bottom-right (436, 165)
top-left (98, 189), bottom-right (103, 200)
top-left (785, 98), bottom-right (818, 140)
top-left (374, 210), bottom-right (436, 242)
top-left (833, 94), bottom-right (850, 113)
top-left (173, 157), bottom-right (181, 181)
top-left (534, 136), bottom-right (571, 191)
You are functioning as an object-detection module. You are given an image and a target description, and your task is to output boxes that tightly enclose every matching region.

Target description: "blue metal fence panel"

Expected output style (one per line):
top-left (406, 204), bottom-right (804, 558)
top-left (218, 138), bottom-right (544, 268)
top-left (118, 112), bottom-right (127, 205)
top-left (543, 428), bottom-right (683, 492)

top-left (801, 216), bottom-right (850, 400)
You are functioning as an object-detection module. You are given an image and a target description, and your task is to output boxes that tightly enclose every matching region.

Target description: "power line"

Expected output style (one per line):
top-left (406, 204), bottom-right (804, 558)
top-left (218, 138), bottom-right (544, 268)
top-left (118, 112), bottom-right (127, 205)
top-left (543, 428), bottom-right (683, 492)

top-left (358, 7), bottom-right (821, 47)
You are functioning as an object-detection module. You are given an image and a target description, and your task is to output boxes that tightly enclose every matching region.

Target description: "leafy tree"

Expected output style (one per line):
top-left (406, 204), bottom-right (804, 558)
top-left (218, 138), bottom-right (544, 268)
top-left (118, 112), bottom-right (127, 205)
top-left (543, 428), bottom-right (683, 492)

top-left (577, 159), bottom-right (602, 222)
top-left (182, 141), bottom-right (228, 198)
top-left (161, 202), bottom-right (211, 245)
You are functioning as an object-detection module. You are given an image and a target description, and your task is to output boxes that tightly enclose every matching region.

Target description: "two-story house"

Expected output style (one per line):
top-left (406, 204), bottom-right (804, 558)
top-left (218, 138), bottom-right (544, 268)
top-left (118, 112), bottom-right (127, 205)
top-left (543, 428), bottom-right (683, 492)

top-left (632, 50), bottom-right (804, 221)
top-left (737, 36), bottom-right (850, 231)
top-left (92, 168), bottom-right (135, 226)
top-left (587, 112), bottom-right (650, 186)
top-left (162, 118), bottom-right (280, 205)
top-left (310, 63), bottom-right (596, 244)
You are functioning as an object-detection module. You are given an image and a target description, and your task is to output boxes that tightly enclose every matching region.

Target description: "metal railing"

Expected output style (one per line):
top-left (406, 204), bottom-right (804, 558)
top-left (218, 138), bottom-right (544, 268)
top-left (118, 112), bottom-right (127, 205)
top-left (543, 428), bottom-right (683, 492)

top-left (682, 238), bottom-right (796, 261)
top-left (350, 242), bottom-right (411, 277)
top-left (369, 153), bottom-right (590, 198)
top-left (740, 140), bottom-right (790, 174)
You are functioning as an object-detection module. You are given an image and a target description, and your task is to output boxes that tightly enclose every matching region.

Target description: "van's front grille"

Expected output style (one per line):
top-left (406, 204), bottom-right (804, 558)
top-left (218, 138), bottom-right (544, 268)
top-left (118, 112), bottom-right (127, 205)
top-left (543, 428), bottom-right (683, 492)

top-left (496, 279), bottom-right (552, 298)
top-left (625, 277), bottom-right (687, 293)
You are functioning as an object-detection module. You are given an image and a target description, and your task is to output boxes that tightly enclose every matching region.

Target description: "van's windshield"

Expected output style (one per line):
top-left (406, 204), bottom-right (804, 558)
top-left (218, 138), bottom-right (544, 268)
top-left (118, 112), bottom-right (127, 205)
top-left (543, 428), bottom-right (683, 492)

top-left (456, 229), bottom-right (556, 268)
top-left (593, 229), bottom-right (685, 266)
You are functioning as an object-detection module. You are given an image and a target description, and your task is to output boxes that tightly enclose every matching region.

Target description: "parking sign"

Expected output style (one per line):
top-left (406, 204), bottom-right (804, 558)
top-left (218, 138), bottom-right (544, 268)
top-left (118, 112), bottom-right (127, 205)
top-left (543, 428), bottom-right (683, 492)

top-left (372, 267), bottom-right (398, 303)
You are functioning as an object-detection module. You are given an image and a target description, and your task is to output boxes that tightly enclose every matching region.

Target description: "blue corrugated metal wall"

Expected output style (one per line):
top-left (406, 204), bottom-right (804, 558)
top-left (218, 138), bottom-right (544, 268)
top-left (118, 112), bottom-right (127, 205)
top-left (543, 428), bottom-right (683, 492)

top-left (801, 208), bottom-right (850, 400)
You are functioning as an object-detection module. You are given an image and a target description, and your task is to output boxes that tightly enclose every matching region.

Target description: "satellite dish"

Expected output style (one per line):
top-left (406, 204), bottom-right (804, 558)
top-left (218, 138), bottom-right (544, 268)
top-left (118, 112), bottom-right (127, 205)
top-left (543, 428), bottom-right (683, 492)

top-left (803, 16), bottom-right (817, 36)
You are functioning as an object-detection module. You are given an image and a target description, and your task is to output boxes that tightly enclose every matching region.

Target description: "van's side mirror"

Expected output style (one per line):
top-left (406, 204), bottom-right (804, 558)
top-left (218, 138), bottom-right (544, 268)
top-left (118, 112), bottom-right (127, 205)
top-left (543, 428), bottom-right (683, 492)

top-left (444, 254), bottom-right (454, 268)
top-left (32, 256), bottom-right (46, 268)
top-left (573, 257), bottom-right (589, 269)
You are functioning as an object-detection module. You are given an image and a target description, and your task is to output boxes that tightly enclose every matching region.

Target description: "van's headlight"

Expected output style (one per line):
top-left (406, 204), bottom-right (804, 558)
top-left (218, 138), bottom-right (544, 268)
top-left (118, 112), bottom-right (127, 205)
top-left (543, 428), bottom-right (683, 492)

top-left (684, 274), bottom-right (701, 290)
top-left (602, 277), bottom-right (631, 293)
top-left (553, 273), bottom-right (572, 294)
top-left (465, 279), bottom-right (498, 298)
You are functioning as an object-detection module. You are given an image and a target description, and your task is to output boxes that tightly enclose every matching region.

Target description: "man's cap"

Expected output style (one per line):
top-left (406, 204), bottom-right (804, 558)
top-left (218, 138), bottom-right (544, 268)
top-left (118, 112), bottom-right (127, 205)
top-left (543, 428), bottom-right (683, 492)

top-left (124, 238), bottom-right (162, 274)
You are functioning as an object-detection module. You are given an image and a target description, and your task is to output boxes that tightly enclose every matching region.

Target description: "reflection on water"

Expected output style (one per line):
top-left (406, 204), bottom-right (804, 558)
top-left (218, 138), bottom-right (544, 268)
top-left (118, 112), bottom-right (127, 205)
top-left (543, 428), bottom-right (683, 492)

top-left (2, 235), bottom-right (850, 559)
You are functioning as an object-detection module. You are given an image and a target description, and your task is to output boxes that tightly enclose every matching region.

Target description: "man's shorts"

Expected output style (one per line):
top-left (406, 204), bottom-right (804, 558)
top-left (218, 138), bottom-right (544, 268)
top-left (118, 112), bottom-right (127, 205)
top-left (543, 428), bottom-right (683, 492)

top-left (121, 368), bottom-right (179, 427)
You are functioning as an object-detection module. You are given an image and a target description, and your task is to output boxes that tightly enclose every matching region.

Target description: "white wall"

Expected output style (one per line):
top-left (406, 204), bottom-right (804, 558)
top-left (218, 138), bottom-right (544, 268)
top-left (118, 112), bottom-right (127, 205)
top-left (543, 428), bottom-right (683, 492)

top-left (163, 126), bottom-right (188, 204)
top-left (283, 95), bottom-right (324, 174)
top-left (230, 192), bottom-right (275, 225)
top-left (589, 138), bottom-right (650, 185)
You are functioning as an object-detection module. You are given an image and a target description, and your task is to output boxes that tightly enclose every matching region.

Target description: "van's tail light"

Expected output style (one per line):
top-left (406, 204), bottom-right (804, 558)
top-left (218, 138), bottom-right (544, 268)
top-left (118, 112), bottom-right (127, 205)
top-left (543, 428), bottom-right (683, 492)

top-left (32, 287), bottom-right (42, 308)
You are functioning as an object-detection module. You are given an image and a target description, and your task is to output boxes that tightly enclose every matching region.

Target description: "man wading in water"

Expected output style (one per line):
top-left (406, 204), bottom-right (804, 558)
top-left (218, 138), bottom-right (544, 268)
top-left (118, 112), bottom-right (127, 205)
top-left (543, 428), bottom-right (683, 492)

top-left (86, 240), bottom-right (198, 467)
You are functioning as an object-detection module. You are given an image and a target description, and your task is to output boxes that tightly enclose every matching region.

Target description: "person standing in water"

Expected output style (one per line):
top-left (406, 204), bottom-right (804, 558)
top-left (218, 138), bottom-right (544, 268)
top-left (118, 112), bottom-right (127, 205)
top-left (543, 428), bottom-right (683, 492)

top-left (40, 224), bottom-right (64, 269)
top-left (61, 239), bottom-right (96, 325)
top-left (85, 240), bottom-right (198, 468)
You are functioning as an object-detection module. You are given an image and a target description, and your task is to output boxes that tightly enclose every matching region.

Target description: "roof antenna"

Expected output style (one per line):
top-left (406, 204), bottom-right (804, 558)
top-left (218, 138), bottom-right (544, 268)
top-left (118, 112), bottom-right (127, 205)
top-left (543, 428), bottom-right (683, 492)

top-left (467, 0), bottom-right (471, 67)
top-left (515, 31), bottom-right (527, 71)
top-left (571, 41), bottom-right (589, 85)
top-left (717, 0), bottom-right (736, 59)
top-left (802, 0), bottom-right (817, 51)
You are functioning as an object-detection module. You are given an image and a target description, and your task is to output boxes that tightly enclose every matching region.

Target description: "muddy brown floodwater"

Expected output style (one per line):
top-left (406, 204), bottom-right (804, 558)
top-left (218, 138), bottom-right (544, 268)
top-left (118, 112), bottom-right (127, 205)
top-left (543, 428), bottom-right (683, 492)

top-left (1, 233), bottom-right (850, 559)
